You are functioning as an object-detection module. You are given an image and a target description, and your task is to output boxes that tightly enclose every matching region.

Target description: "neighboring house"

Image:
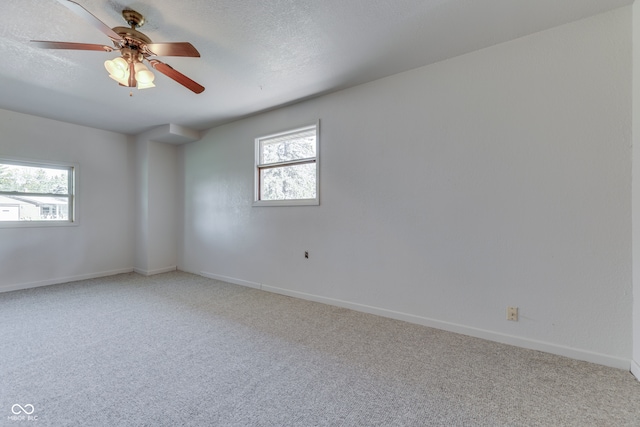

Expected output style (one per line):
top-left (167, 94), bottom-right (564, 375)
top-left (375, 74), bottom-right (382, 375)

top-left (0, 195), bottom-right (67, 221)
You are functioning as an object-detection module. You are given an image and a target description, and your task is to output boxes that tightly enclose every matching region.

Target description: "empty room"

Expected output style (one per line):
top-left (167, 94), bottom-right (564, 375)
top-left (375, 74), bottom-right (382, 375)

top-left (2, 0), bottom-right (640, 425)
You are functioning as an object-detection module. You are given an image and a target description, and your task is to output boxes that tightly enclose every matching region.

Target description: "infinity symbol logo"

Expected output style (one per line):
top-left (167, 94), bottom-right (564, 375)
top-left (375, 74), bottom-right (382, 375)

top-left (11, 404), bottom-right (35, 415)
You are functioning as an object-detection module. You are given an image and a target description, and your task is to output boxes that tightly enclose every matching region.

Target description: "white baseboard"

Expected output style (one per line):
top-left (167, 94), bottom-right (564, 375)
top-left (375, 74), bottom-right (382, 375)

top-left (631, 359), bottom-right (640, 381)
top-left (200, 271), bottom-right (261, 289)
top-left (193, 272), bottom-right (630, 371)
top-left (134, 266), bottom-right (177, 276)
top-left (261, 284), bottom-right (630, 370)
top-left (10, 268), bottom-right (628, 372)
top-left (0, 268), bottom-right (134, 293)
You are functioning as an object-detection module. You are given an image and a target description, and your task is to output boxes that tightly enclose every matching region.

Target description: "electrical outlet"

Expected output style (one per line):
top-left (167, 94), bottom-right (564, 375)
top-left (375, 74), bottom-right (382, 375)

top-left (304, 251), bottom-right (309, 259)
top-left (507, 306), bottom-right (518, 321)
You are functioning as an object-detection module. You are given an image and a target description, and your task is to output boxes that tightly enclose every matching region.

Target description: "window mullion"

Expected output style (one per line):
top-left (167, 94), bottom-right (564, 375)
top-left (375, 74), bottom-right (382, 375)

top-left (258, 158), bottom-right (316, 170)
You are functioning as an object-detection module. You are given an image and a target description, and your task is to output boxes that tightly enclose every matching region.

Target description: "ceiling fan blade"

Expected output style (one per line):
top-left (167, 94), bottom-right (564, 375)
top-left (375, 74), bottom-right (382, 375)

top-left (31, 40), bottom-right (115, 52)
top-left (148, 60), bottom-right (205, 94)
top-left (144, 42), bottom-right (200, 57)
top-left (56, 0), bottom-right (123, 43)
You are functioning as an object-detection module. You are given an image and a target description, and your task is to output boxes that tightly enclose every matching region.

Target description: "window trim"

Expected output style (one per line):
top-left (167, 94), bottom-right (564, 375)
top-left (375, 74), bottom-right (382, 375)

top-left (253, 121), bottom-right (320, 207)
top-left (0, 157), bottom-right (78, 228)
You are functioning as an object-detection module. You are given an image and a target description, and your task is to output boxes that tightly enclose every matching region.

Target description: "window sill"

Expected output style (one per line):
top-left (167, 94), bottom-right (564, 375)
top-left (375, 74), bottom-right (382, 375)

top-left (253, 199), bottom-right (319, 207)
top-left (0, 221), bottom-right (79, 229)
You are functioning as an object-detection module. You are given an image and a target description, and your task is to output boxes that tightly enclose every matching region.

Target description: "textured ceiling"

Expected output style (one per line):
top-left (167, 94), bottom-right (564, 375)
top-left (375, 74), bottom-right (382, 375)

top-left (0, 0), bottom-right (632, 136)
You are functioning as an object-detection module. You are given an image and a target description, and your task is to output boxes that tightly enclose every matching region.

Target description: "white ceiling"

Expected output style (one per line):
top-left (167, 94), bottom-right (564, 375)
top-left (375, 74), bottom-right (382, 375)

top-left (0, 0), bottom-right (632, 136)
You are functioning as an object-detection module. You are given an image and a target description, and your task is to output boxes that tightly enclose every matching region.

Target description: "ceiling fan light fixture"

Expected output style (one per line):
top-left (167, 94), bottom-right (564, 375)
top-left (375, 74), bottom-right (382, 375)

top-left (105, 57), bottom-right (132, 86)
top-left (133, 62), bottom-right (148, 72)
top-left (104, 57), bottom-right (128, 77)
top-left (134, 62), bottom-right (155, 85)
top-left (34, 2), bottom-right (204, 94)
top-left (108, 73), bottom-right (130, 86)
top-left (137, 81), bottom-right (156, 89)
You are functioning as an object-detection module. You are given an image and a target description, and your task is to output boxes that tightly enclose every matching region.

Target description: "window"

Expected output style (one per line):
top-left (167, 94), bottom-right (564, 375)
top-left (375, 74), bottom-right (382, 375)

top-left (0, 159), bottom-right (75, 226)
top-left (254, 122), bottom-right (319, 206)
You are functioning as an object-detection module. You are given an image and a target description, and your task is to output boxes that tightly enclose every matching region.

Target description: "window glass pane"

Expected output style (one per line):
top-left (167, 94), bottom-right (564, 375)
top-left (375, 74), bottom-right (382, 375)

top-left (0, 164), bottom-right (69, 194)
top-left (260, 129), bottom-right (316, 165)
top-left (0, 161), bottom-right (74, 224)
top-left (260, 163), bottom-right (316, 201)
top-left (0, 195), bottom-right (69, 221)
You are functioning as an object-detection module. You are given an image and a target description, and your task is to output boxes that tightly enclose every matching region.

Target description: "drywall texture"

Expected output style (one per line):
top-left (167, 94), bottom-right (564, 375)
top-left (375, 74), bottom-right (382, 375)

top-left (134, 138), bottom-right (150, 273)
top-left (134, 128), bottom-right (183, 276)
top-left (632, 1), bottom-right (640, 379)
top-left (0, 109), bottom-right (135, 290)
top-left (180, 8), bottom-right (632, 367)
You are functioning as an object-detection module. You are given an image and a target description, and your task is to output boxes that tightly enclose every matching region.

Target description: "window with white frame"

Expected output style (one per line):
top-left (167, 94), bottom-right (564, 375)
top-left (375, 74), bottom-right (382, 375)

top-left (0, 159), bottom-right (75, 225)
top-left (254, 123), bottom-right (319, 206)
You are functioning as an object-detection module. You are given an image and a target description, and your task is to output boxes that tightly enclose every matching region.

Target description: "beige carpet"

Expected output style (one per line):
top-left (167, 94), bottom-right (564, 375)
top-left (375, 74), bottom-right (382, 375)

top-left (1, 271), bottom-right (639, 426)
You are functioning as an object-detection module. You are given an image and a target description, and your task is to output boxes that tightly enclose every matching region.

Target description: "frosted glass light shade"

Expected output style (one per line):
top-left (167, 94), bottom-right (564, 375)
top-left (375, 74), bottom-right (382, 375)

top-left (104, 57), bottom-right (128, 78)
top-left (137, 81), bottom-right (156, 89)
top-left (105, 57), bottom-right (130, 85)
top-left (105, 58), bottom-right (156, 89)
top-left (108, 74), bottom-right (129, 85)
top-left (134, 62), bottom-right (155, 84)
top-left (136, 70), bottom-right (155, 84)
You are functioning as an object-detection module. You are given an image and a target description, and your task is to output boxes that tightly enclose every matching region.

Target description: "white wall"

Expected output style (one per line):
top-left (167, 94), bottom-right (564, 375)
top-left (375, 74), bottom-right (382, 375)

top-left (135, 138), bottom-right (150, 273)
top-left (147, 141), bottom-right (178, 274)
top-left (180, 7), bottom-right (632, 368)
top-left (0, 109), bottom-right (135, 291)
top-left (134, 125), bottom-right (194, 276)
top-left (631, 0), bottom-right (640, 380)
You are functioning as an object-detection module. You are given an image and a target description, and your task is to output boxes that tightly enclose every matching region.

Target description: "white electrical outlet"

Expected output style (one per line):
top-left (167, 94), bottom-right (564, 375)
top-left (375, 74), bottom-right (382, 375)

top-left (507, 306), bottom-right (518, 321)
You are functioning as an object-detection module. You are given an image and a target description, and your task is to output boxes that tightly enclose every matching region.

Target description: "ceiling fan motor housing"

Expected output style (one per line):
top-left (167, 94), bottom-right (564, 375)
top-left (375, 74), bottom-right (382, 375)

top-left (112, 27), bottom-right (152, 51)
top-left (122, 10), bottom-right (145, 28)
top-left (111, 10), bottom-right (152, 52)
top-left (120, 47), bottom-right (144, 63)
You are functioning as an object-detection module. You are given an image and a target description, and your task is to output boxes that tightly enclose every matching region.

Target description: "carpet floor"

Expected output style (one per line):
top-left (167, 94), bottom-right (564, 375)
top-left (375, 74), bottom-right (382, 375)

top-left (1, 271), bottom-right (639, 426)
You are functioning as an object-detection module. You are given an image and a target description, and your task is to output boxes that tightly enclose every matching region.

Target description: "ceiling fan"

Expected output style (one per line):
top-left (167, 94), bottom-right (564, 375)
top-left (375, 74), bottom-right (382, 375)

top-left (31, 0), bottom-right (205, 94)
